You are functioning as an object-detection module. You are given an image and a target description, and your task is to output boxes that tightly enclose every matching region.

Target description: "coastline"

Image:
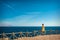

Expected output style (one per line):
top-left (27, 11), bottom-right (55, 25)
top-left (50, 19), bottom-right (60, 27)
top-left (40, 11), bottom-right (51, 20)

top-left (0, 34), bottom-right (60, 40)
top-left (17, 34), bottom-right (60, 40)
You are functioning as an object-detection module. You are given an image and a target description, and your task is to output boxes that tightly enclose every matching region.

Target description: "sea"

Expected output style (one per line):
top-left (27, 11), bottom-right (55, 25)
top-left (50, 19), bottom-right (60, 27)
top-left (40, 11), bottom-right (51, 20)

top-left (0, 26), bottom-right (60, 34)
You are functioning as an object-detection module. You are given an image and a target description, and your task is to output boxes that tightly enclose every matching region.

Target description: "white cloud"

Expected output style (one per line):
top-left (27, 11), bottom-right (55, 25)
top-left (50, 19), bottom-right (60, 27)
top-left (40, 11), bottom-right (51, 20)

top-left (25, 12), bottom-right (41, 15)
top-left (0, 18), bottom-right (60, 26)
top-left (0, 11), bottom-right (60, 26)
top-left (0, 15), bottom-right (39, 26)
top-left (3, 3), bottom-right (14, 10)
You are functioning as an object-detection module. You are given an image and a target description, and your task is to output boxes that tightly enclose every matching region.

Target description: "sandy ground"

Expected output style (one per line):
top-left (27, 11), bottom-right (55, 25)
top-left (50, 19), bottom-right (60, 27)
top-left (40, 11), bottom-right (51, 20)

top-left (0, 34), bottom-right (60, 40)
top-left (17, 34), bottom-right (60, 40)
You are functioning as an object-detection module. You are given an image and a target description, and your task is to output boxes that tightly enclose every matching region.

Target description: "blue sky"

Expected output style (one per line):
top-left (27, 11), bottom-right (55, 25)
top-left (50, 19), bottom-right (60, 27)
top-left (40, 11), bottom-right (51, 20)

top-left (0, 0), bottom-right (60, 26)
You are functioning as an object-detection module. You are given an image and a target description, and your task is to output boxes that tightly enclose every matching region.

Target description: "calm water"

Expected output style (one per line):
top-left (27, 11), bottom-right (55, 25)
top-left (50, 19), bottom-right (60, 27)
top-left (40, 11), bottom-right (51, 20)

top-left (0, 26), bottom-right (60, 34)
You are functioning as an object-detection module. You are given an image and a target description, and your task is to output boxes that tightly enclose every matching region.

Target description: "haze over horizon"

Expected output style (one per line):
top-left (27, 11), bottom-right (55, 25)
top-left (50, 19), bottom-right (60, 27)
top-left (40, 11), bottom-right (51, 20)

top-left (0, 0), bottom-right (60, 26)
